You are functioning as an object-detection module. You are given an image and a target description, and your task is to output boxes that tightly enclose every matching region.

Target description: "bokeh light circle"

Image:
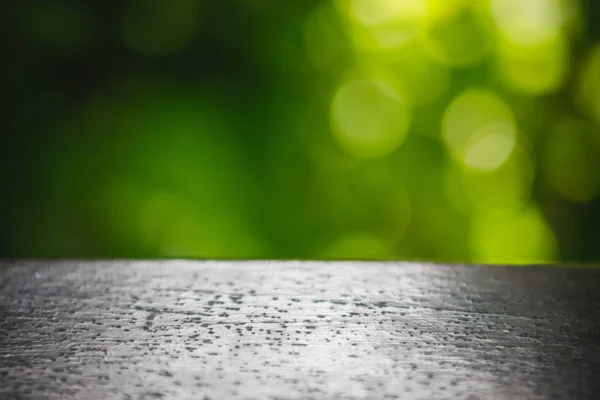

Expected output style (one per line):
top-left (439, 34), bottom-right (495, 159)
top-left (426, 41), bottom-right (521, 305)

top-left (331, 79), bottom-right (411, 158)
top-left (489, 0), bottom-right (563, 46)
top-left (347, 0), bottom-right (427, 27)
top-left (494, 33), bottom-right (568, 96)
top-left (420, 6), bottom-right (494, 68)
top-left (460, 145), bottom-right (535, 211)
top-left (470, 204), bottom-right (557, 263)
top-left (442, 89), bottom-right (517, 172)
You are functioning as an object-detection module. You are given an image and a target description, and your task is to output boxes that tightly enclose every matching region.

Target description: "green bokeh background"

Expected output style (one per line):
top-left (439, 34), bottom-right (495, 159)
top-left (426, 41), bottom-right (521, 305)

top-left (2, 0), bottom-right (600, 263)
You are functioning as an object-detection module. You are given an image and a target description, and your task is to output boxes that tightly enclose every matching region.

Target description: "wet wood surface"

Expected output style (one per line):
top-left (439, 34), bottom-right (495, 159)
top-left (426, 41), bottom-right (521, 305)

top-left (1, 260), bottom-right (600, 399)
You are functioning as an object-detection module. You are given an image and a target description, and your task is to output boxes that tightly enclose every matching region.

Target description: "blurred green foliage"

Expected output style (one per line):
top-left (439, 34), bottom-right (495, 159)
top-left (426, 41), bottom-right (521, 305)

top-left (2, 0), bottom-right (600, 263)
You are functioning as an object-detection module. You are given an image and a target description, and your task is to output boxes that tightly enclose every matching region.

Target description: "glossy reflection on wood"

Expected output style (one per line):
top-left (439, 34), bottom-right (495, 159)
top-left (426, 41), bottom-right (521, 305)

top-left (1, 261), bottom-right (600, 399)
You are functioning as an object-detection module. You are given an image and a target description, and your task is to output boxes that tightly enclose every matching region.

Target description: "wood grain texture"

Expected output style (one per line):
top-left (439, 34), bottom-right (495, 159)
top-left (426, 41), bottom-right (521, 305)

top-left (1, 261), bottom-right (600, 399)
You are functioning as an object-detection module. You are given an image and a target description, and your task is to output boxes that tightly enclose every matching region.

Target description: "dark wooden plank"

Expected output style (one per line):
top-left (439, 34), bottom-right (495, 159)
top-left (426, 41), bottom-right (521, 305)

top-left (1, 261), bottom-right (600, 399)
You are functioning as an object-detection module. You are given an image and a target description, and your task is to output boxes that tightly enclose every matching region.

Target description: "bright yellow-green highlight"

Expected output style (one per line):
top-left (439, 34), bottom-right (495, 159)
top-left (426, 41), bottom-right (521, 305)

top-left (424, 0), bottom-right (466, 23)
top-left (495, 33), bottom-right (568, 95)
top-left (378, 44), bottom-right (450, 105)
top-left (460, 146), bottom-right (534, 210)
top-left (420, 6), bottom-right (493, 67)
top-left (470, 204), bottom-right (557, 263)
top-left (331, 79), bottom-right (411, 159)
top-left (488, 0), bottom-right (562, 46)
top-left (543, 119), bottom-right (600, 203)
top-left (347, 0), bottom-right (427, 27)
top-left (11, 0), bottom-right (600, 263)
top-left (349, 19), bottom-right (418, 51)
top-left (443, 89), bottom-right (517, 172)
top-left (343, 0), bottom-right (427, 50)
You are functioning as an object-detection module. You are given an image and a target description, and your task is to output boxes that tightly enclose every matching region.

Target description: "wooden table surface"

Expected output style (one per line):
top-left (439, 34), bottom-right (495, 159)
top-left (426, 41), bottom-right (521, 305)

top-left (1, 261), bottom-right (599, 399)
